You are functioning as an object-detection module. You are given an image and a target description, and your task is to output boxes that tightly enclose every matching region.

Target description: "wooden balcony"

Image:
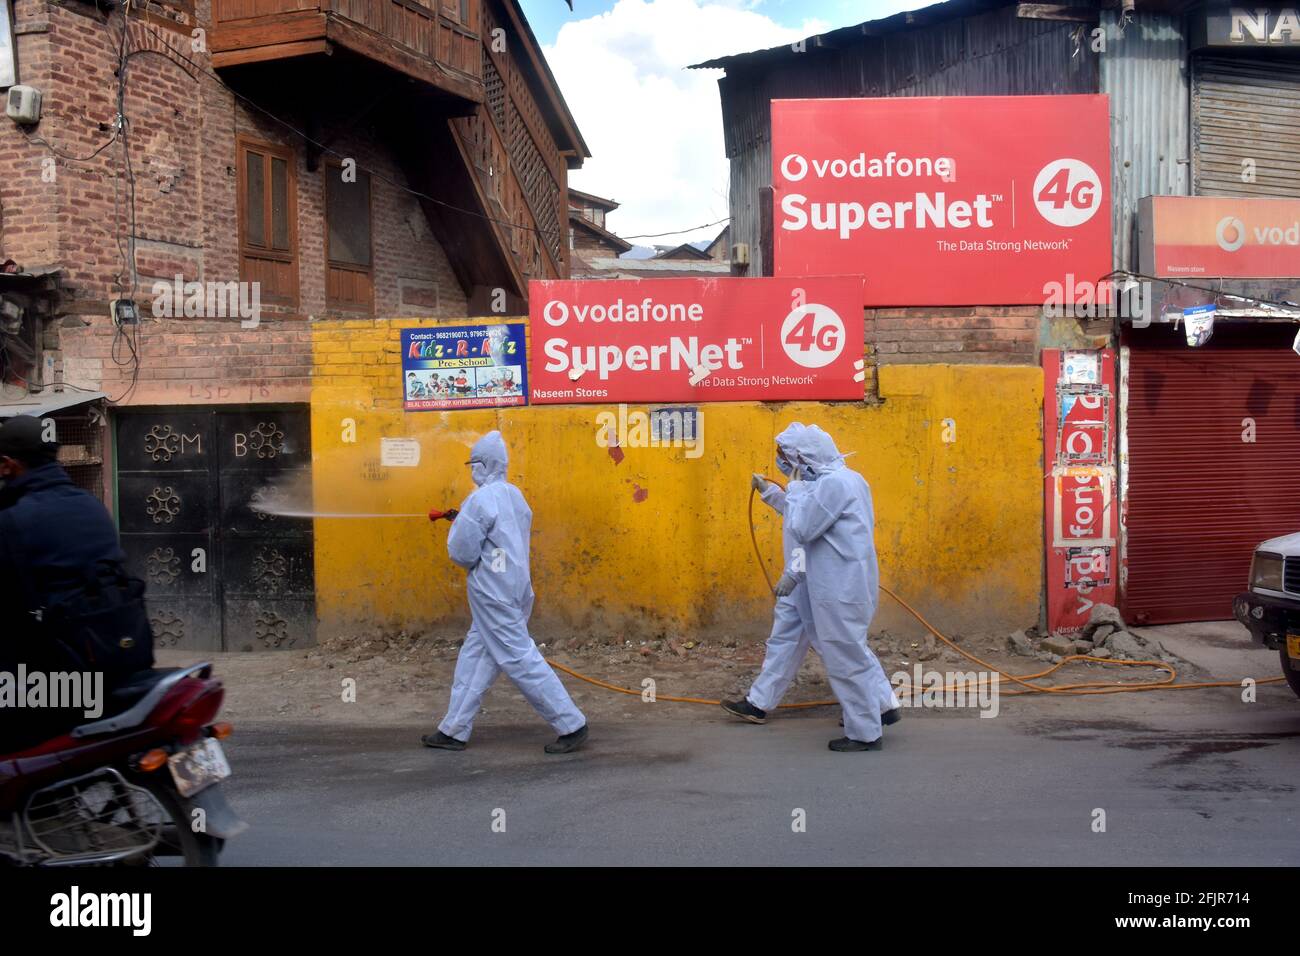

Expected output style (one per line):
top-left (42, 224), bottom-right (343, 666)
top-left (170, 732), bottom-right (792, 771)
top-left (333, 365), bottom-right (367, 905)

top-left (210, 0), bottom-right (483, 105)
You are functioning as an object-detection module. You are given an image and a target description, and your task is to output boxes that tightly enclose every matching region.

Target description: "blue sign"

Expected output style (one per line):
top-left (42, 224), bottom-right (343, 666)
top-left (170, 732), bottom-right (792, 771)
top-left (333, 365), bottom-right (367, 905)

top-left (401, 323), bottom-right (528, 411)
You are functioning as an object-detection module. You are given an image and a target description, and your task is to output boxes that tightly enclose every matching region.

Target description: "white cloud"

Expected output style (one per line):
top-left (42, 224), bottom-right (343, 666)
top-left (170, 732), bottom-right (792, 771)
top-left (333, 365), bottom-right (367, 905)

top-left (544, 0), bottom-right (829, 246)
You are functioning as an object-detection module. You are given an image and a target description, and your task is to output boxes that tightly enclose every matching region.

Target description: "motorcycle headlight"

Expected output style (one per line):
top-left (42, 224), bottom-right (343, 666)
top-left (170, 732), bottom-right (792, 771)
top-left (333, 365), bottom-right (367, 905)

top-left (1251, 552), bottom-right (1285, 591)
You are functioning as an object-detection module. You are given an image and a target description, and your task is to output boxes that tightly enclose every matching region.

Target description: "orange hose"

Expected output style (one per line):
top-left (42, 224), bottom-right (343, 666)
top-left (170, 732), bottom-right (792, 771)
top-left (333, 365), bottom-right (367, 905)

top-left (542, 474), bottom-right (1283, 707)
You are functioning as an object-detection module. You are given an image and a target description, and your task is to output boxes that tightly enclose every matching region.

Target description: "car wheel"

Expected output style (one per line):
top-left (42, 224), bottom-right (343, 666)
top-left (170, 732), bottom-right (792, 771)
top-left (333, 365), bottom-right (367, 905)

top-left (1281, 648), bottom-right (1300, 700)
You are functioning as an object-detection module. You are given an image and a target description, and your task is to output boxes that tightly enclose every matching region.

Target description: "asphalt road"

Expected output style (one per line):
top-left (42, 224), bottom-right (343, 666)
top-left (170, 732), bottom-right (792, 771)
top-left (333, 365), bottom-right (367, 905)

top-left (217, 684), bottom-right (1300, 866)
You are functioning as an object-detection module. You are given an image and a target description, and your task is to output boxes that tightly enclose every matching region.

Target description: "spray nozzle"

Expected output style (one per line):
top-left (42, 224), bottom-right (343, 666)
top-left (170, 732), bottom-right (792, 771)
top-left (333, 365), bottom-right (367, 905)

top-left (428, 508), bottom-right (459, 523)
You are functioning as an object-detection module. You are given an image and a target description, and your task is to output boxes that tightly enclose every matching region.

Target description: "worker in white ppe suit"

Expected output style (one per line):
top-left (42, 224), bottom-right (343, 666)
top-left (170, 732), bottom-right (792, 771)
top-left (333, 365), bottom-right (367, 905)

top-left (789, 425), bottom-right (894, 750)
top-left (422, 430), bottom-right (589, 754)
top-left (723, 424), bottom-right (899, 741)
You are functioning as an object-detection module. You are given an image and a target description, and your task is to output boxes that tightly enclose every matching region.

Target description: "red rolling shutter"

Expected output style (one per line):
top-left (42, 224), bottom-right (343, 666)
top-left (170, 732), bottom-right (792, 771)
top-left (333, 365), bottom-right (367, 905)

top-left (1123, 326), bottom-right (1300, 625)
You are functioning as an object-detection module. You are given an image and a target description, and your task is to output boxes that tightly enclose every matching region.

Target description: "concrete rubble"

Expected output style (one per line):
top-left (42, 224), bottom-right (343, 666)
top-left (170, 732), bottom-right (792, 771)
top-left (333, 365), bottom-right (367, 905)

top-left (1006, 602), bottom-right (1189, 668)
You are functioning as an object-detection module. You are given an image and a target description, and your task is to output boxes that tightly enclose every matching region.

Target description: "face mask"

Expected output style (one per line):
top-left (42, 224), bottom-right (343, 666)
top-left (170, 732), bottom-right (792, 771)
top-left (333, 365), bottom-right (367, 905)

top-left (470, 460), bottom-right (489, 486)
top-left (776, 454), bottom-right (793, 477)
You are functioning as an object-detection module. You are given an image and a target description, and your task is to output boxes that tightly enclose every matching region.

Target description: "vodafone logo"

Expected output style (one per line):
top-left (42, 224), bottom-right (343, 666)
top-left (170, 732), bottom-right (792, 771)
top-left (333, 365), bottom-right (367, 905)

top-left (1215, 216), bottom-right (1247, 252)
top-left (1033, 159), bottom-right (1102, 227)
top-left (543, 300), bottom-right (569, 326)
top-left (781, 303), bottom-right (845, 369)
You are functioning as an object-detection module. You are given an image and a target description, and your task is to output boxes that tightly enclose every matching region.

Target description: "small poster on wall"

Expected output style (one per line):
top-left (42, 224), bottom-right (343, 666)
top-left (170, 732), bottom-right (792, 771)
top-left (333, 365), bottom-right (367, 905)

top-left (401, 323), bottom-right (528, 412)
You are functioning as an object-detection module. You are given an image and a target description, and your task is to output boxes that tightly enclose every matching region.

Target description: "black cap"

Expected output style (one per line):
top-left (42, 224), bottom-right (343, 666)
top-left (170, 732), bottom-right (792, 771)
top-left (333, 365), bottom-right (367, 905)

top-left (0, 415), bottom-right (59, 466)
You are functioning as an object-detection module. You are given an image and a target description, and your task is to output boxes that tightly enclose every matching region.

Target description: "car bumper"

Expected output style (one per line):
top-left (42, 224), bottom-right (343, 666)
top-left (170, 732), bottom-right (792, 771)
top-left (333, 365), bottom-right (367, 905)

top-left (1233, 591), bottom-right (1300, 649)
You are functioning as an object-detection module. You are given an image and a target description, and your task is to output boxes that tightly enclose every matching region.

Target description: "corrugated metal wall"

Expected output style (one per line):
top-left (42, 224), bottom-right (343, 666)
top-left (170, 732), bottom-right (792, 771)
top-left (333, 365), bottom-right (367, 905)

top-left (1193, 55), bottom-right (1300, 198)
top-left (1099, 11), bottom-right (1190, 273)
top-left (718, 5), bottom-right (1099, 276)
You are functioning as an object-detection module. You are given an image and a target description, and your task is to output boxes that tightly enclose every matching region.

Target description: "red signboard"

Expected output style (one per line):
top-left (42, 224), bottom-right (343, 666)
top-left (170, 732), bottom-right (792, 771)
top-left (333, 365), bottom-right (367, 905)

top-left (1043, 348), bottom-right (1119, 636)
top-left (528, 277), bottom-right (865, 404)
top-left (1140, 195), bottom-right (1300, 278)
top-left (771, 95), bottom-right (1113, 306)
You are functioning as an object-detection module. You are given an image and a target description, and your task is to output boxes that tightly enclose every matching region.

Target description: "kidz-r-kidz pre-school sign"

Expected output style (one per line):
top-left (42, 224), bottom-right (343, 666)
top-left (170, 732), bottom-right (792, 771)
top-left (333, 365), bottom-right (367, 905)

top-left (401, 324), bottom-right (528, 411)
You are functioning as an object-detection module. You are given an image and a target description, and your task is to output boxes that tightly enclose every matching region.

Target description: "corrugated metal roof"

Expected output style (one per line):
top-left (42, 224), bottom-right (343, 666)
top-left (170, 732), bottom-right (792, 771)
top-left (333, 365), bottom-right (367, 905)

top-left (689, 0), bottom-right (1010, 70)
top-left (691, 0), bottom-right (1206, 72)
top-left (0, 391), bottom-right (106, 418)
top-left (713, 6), bottom-right (1098, 159)
top-left (572, 258), bottom-right (731, 279)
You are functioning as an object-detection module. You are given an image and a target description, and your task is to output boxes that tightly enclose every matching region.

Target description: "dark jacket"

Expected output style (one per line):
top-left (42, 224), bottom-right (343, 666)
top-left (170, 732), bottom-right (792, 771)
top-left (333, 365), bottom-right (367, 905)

top-left (0, 462), bottom-right (125, 654)
top-left (0, 463), bottom-right (127, 752)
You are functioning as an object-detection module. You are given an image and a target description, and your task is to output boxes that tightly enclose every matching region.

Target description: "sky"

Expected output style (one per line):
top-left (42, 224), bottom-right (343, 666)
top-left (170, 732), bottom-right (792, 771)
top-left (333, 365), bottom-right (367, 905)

top-left (520, 0), bottom-right (935, 248)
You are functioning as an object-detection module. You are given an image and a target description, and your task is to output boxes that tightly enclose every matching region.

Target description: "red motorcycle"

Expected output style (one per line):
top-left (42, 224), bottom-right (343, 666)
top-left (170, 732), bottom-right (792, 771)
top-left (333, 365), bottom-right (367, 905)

top-left (0, 662), bottom-right (245, 866)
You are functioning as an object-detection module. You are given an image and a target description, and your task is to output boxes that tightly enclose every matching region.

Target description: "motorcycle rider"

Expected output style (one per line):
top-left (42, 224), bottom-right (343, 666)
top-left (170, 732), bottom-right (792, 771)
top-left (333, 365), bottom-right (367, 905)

top-left (0, 414), bottom-right (139, 753)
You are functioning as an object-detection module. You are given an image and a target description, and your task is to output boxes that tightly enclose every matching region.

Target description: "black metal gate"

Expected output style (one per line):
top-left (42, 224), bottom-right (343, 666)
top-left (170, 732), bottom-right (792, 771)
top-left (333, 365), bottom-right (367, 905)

top-left (114, 407), bottom-right (315, 651)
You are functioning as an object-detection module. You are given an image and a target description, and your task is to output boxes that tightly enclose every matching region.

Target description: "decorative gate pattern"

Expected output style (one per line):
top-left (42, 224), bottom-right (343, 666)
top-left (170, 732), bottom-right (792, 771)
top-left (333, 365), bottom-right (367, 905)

top-left (115, 407), bottom-right (315, 651)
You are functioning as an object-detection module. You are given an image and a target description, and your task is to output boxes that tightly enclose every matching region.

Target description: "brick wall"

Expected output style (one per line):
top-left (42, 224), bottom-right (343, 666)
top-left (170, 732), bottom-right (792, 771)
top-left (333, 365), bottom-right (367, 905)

top-left (312, 316), bottom-right (528, 412)
top-left (1, 0), bottom-right (471, 405)
top-left (866, 306), bottom-right (1039, 365)
top-left (0, 0), bottom-right (57, 268)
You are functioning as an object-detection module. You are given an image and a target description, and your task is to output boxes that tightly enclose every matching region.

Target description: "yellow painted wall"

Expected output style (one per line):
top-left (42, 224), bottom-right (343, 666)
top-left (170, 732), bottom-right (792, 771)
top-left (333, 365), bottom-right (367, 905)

top-left (311, 318), bottom-right (1043, 642)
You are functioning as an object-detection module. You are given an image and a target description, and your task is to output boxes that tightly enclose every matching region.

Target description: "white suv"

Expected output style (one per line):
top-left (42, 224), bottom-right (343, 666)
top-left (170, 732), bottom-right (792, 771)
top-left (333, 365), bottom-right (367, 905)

top-left (1234, 533), bottom-right (1300, 699)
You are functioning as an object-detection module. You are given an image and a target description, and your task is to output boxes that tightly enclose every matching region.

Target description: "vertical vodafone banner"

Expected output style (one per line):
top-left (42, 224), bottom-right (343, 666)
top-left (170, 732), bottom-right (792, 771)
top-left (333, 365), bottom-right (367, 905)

top-left (528, 277), bottom-right (865, 404)
top-left (772, 96), bottom-right (1112, 305)
top-left (1044, 348), bottom-right (1118, 636)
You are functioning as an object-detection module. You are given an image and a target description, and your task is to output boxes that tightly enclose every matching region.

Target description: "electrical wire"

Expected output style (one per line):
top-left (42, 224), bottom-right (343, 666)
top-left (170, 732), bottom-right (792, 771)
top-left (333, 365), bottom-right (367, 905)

top-left (619, 217), bottom-right (730, 241)
top-left (1100, 269), bottom-right (1300, 314)
top-left (23, 127), bottom-right (121, 165)
top-left (109, 2), bottom-right (141, 405)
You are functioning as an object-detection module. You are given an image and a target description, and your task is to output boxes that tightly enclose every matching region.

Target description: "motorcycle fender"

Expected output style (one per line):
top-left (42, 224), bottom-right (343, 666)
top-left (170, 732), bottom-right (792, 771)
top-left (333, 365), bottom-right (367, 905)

top-left (186, 784), bottom-right (249, 840)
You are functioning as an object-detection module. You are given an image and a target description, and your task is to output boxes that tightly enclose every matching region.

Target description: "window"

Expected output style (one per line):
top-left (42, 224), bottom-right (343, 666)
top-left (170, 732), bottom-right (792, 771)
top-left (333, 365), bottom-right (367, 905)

top-left (237, 138), bottom-right (298, 306)
top-left (442, 0), bottom-right (470, 26)
top-left (325, 164), bottom-right (373, 312)
top-left (1, 0), bottom-right (18, 88)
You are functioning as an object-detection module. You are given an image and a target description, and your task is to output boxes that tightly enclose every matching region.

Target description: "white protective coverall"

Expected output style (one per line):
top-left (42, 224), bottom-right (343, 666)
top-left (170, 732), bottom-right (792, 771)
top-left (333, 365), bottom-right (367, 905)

top-left (748, 422), bottom-right (816, 712)
top-left (436, 431), bottom-right (586, 741)
top-left (782, 425), bottom-right (893, 743)
top-left (747, 425), bottom-right (898, 718)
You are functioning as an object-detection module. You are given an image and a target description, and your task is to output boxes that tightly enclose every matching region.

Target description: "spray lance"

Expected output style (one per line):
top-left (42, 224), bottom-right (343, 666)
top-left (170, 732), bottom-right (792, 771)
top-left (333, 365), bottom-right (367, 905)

top-left (428, 508), bottom-right (459, 523)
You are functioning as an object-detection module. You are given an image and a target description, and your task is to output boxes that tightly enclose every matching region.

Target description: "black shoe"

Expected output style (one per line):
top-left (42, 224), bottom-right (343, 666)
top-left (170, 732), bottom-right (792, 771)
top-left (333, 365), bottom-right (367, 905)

top-left (545, 724), bottom-right (589, 754)
top-left (721, 699), bottom-right (767, 724)
top-left (421, 731), bottom-right (467, 751)
top-left (828, 736), bottom-right (883, 752)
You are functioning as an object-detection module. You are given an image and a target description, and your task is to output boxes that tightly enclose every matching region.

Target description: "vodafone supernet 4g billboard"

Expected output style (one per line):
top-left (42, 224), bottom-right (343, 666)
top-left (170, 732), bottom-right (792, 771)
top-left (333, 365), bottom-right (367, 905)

top-left (772, 95), bottom-right (1113, 306)
top-left (529, 277), bottom-right (865, 404)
